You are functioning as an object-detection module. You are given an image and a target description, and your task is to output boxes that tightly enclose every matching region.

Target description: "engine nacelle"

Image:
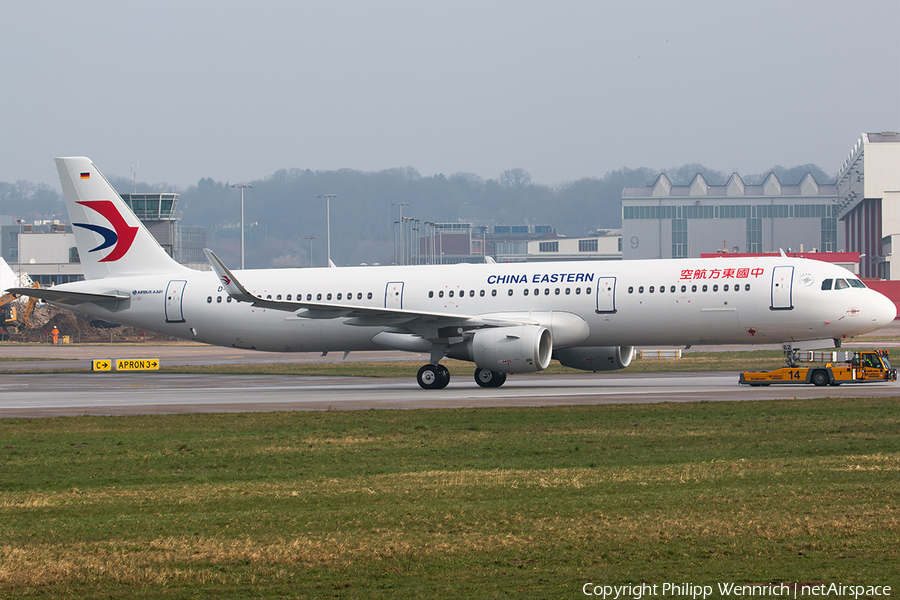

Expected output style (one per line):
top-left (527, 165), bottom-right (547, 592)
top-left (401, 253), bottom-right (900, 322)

top-left (554, 345), bottom-right (634, 372)
top-left (447, 325), bottom-right (552, 373)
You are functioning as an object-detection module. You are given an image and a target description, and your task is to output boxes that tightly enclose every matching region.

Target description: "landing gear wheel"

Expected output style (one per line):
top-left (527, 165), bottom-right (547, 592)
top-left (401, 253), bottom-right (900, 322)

top-left (417, 364), bottom-right (450, 390)
top-left (474, 368), bottom-right (507, 388)
top-left (435, 364), bottom-right (450, 389)
top-left (811, 370), bottom-right (829, 387)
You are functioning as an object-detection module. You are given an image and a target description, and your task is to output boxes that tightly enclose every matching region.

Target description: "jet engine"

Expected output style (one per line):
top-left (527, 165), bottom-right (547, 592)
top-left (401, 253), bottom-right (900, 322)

top-left (554, 345), bottom-right (634, 372)
top-left (448, 325), bottom-right (552, 373)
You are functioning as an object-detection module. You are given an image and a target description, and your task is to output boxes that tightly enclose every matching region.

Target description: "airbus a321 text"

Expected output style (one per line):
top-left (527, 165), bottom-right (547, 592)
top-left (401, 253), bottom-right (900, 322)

top-left (5, 157), bottom-right (896, 389)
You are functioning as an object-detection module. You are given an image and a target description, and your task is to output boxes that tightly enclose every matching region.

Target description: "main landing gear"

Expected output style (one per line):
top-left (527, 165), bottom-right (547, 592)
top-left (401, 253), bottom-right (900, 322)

top-left (415, 364), bottom-right (509, 389)
top-left (417, 364), bottom-right (450, 389)
top-left (474, 368), bottom-right (507, 388)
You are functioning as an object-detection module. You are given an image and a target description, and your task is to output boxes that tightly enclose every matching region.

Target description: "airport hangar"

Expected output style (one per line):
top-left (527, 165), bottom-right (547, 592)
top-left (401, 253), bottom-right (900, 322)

top-left (620, 132), bottom-right (900, 278)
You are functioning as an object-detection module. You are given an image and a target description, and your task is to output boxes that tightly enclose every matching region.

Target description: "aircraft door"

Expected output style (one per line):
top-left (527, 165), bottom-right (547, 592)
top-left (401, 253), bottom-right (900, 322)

top-left (770, 266), bottom-right (794, 310)
top-left (385, 281), bottom-right (404, 309)
top-left (165, 280), bottom-right (187, 323)
top-left (595, 277), bottom-right (617, 314)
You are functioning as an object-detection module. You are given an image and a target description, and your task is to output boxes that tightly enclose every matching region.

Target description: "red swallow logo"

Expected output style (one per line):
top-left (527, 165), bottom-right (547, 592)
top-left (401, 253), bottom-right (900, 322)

top-left (73, 201), bottom-right (139, 262)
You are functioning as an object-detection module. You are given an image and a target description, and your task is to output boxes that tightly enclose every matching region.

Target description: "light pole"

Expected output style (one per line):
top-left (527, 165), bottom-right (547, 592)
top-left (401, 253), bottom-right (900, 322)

top-left (391, 202), bottom-right (409, 265)
top-left (305, 235), bottom-right (317, 267)
top-left (318, 194), bottom-right (337, 266)
top-left (16, 219), bottom-right (25, 281)
top-left (231, 184), bottom-right (252, 269)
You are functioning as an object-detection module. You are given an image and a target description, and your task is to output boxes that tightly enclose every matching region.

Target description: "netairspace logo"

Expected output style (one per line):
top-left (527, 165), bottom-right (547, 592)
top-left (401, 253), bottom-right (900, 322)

top-left (582, 582), bottom-right (893, 599)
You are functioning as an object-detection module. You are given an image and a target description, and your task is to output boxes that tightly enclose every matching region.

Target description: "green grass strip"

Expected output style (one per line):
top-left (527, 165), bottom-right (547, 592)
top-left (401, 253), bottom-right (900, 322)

top-left (1, 398), bottom-right (898, 598)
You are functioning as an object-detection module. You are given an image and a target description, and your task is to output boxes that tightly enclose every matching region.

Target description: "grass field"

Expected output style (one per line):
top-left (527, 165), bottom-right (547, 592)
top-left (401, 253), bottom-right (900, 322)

top-left (1, 398), bottom-right (899, 599)
top-left (0, 350), bottom-right (804, 376)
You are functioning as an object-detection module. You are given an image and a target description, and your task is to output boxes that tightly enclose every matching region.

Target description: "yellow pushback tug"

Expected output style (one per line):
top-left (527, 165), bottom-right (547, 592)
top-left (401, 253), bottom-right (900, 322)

top-left (740, 348), bottom-right (897, 387)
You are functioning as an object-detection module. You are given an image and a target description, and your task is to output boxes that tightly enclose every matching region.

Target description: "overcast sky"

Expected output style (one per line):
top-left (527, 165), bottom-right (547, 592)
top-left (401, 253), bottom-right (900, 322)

top-left (1, 0), bottom-right (898, 190)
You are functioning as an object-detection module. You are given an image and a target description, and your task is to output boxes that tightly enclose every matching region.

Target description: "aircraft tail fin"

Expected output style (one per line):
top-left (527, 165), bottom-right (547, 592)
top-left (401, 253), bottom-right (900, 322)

top-left (56, 157), bottom-right (189, 279)
top-left (1, 257), bottom-right (19, 293)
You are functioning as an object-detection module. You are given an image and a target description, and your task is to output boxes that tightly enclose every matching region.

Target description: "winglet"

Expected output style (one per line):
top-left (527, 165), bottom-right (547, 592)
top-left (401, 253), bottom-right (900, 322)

top-left (203, 248), bottom-right (256, 303)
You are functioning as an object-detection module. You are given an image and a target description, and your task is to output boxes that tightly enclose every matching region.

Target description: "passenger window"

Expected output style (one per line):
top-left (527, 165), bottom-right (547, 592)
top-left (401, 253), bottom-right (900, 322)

top-left (744, 284), bottom-right (751, 291)
top-left (555, 288), bottom-right (560, 295)
top-left (524, 289), bottom-right (529, 296)
top-left (429, 291), bottom-right (434, 298)
top-left (480, 290), bottom-right (485, 297)
top-left (216, 296), bottom-right (222, 303)
top-left (337, 293), bottom-right (342, 300)
top-left (649, 286), bottom-right (655, 293)
top-left (326, 293), bottom-right (332, 300)
top-left (469, 290), bottom-right (475, 297)
top-left (659, 285), bottom-right (664, 294)
top-left (544, 289), bottom-right (550, 295)
top-left (585, 288), bottom-right (591, 294)
top-left (565, 288), bottom-right (571, 295)
top-left (316, 293), bottom-right (322, 301)
top-left (459, 290), bottom-right (465, 297)
top-left (367, 292), bottom-right (373, 300)
top-left (227, 297), bottom-right (232, 303)
top-left (267, 295), bottom-right (272, 300)
top-left (724, 284), bottom-right (729, 292)
top-left (576, 287), bottom-right (581, 295)
top-left (439, 290), bottom-right (444, 298)
top-left (712, 285), bottom-right (718, 292)
top-left (358, 293), bottom-right (363, 300)
top-left (508, 289), bottom-right (514, 296)
top-left (207, 296), bottom-right (212, 303)
top-left (691, 285), bottom-right (697, 292)
top-left (639, 286), bottom-right (644, 293)
top-left (492, 290), bottom-right (497, 297)
top-left (307, 294), bottom-right (313, 301)
top-left (628, 286), bottom-right (634, 294)
top-left (448, 290), bottom-right (454, 298)
top-left (286, 294), bottom-right (292, 300)
top-left (670, 285), bottom-right (676, 293)
top-left (276, 294), bottom-right (282, 300)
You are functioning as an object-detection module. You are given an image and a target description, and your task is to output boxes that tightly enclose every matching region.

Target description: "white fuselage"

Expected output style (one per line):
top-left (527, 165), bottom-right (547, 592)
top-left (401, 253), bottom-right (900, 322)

top-left (49, 255), bottom-right (895, 353)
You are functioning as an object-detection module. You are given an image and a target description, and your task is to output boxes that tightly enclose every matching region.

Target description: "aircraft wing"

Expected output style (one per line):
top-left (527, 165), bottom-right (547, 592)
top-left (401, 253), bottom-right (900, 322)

top-left (5, 287), bottom-right (130, 307)
top-left (203, 249), bottom-right (537, 333)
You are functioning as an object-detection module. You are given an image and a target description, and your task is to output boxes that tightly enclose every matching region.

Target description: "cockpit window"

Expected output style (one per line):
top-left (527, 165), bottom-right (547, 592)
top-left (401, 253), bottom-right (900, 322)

top-left (821, 279), bottom-right (832, 291)
top-left (834, 279), bottom-right (850, 290)
top-left (848, 278), bottom-right (866, 289)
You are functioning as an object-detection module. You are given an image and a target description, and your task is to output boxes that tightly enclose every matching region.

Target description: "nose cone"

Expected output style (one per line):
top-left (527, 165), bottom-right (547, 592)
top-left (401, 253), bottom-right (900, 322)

top-left (871, 290), bottom-right (897, 329)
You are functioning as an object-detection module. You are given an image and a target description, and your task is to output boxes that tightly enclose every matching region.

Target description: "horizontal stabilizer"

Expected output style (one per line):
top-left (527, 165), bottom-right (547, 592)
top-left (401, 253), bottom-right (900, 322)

top-left (5, 287), bottom-right (130, 307)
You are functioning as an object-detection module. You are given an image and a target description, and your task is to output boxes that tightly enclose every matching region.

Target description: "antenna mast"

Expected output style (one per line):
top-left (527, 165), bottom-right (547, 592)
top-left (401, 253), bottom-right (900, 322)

top-left (131, 161), bottom-right (139, 193)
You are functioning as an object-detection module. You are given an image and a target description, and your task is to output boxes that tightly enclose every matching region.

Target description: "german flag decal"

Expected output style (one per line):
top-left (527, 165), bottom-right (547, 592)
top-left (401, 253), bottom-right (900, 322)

top-left (80, 172), bottom-right (90, 179)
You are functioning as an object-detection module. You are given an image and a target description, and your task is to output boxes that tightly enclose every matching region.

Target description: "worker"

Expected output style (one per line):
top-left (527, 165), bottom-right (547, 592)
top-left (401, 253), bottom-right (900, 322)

top-left (51, 326), bottom-right (59, 345)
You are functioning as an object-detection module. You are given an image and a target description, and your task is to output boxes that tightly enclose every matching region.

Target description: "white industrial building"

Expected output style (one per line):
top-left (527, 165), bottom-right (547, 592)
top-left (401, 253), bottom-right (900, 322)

top-left (621, 172), bottom-right (841, 260)
top-left (834, 132), bottom-right (900, 279)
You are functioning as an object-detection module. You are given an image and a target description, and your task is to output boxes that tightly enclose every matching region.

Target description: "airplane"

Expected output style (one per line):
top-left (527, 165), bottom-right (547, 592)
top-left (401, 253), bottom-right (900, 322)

top-left (6, 156), bottom-right (897, 389)
top-left (0, 257), bottom-right (18, 294)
